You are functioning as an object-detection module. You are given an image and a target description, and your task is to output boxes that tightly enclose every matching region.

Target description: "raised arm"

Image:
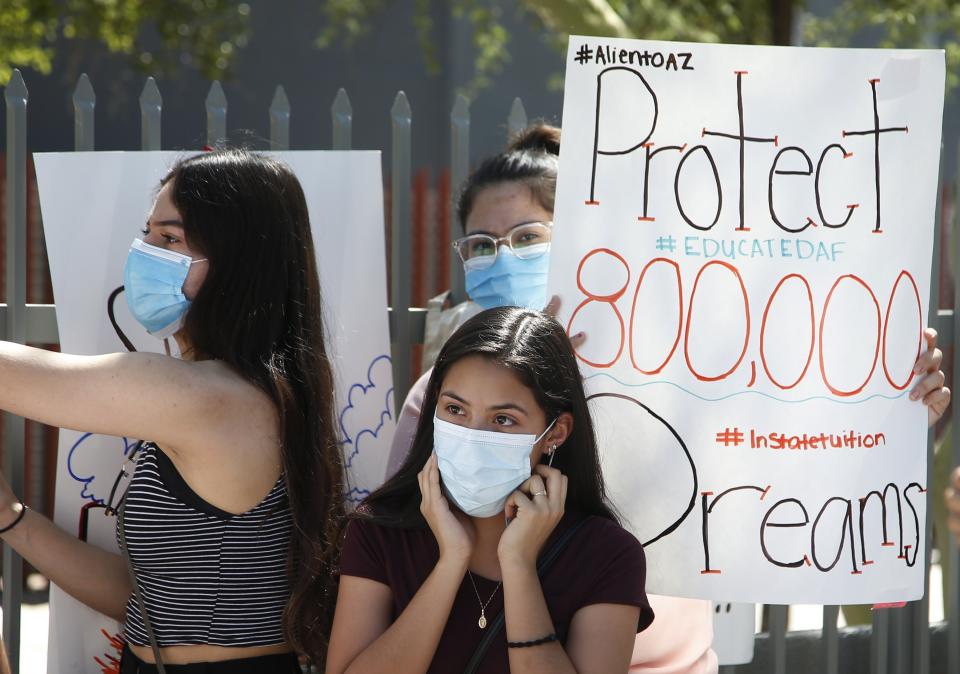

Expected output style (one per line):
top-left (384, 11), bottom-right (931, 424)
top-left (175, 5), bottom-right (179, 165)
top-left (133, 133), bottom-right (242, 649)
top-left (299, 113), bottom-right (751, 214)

top-left (498, 466), bottom-right (641, 674)
top-left (0, 342), bottom-right (240, 454)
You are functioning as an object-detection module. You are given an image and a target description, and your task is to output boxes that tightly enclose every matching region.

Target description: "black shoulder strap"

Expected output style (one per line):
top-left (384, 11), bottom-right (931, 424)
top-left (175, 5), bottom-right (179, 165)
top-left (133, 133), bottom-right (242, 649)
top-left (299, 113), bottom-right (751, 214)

top-left (116, 450), bottom-right (167, 674)
top-left (462, 517), bottom-right (589, 674)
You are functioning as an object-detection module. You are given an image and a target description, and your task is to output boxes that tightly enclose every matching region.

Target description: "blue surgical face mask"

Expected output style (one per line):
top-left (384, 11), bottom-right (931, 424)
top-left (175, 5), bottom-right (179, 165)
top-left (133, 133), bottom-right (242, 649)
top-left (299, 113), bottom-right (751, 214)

top-left (123, 238), bottom-right (206, 339)
top-left (433, 415), bottom-right (556, 518)
top-left (463, 244), bottom-right (550, 310)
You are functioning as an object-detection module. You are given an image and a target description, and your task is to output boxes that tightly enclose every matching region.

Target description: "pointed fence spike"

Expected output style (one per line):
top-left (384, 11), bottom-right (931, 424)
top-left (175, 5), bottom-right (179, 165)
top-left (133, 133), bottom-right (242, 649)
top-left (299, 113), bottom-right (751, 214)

top-left (389, 89), bottom-right (413, 412)
top-left (269, 85), bottom-right (290, 151)
top-left (139, 77), bottom-right (162, 150)
top-left (332, 88), bottom-right (352, 116)
top-left (5, 69), bottom-right (28, 103)
top-left (205, 80), bottom-right (227, 108)
top-left (73, 74), bottom-right (95, 151)
top-left (507, 97), bottom-right (527, 139)
top-left (449, 93), bottom-right (471, 302)
top-left (270, 85), bottom-right (290, 112)
top-left (139, 77), bottom-right (162, 108)
top-left (72, 73), bottom-right (95, 104)
top-left (331, 88), bottom-right (352, 150)
top-left (451, 94), bottom-right (469, 125)
top-left (391, 90), bottom-right (412, 121)
top-left (205, 80), bottom-right (228, 147)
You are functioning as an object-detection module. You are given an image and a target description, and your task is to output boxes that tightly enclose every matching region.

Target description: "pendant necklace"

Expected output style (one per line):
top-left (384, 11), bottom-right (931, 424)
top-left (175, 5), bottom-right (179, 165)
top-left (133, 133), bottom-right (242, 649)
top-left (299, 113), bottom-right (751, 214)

top-left (467, 571), bottom-right (501, 629)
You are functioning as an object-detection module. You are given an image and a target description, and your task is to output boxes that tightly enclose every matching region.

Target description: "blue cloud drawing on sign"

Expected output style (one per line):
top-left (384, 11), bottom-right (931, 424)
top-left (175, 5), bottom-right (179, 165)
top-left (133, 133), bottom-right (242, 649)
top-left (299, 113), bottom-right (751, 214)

top-left (339, 354), bottom-right (395, 506)
top-left (338, 354), bottom-right (395, 470)
top-left (67, 432), bottom-right (139, 504)
top-left (345, 487), bottom-right (372, 505)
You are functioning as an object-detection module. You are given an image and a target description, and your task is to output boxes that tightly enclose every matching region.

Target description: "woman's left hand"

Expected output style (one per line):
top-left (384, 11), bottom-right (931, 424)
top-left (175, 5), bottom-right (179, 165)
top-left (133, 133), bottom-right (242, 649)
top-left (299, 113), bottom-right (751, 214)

top-left (497, 464), bottom-right (568, 569)
top-left (912, 327), bottom-right (951, 428)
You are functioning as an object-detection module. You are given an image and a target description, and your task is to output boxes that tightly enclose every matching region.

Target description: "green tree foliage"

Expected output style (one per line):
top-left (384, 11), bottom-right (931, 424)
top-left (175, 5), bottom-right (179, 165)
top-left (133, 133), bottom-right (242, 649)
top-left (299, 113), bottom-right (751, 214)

top-left (316, 0), bottom-right (510, 97)
top-left (4, 1), bottom-right (955, 92)
top-left (315, 0), bottom-right (796, 95)
top-left (0, 0), bottom-right (251, 85)
top-left (317, 0), bottom-right (960, 94)
top-left (804, 0), bottom-right (960, 88)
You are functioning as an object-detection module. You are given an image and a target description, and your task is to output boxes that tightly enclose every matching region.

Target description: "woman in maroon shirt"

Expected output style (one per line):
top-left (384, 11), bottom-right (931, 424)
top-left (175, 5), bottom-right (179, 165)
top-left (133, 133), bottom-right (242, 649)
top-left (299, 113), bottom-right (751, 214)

top-left (327, 307), bottom-right (654, 674)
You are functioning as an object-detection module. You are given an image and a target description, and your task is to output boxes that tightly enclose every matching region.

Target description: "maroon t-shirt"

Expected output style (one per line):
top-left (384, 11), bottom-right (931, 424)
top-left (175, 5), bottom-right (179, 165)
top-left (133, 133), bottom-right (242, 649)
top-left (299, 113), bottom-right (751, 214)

top-left (339, 512), bottom-right (654, 674)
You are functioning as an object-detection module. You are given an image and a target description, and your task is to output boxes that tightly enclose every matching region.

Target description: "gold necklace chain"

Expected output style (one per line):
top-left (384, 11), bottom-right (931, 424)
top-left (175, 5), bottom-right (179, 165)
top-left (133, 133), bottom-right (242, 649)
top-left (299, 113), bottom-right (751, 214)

top-left (467, 571), bottom-right (501, 629)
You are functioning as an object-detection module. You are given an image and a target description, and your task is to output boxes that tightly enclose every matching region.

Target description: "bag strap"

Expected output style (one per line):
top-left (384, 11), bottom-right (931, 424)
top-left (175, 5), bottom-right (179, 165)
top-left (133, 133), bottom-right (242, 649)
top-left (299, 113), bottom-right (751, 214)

top-left (116, 459), bottom-right (167, 674)
top-left (462, 517), bottom-right (589, 674)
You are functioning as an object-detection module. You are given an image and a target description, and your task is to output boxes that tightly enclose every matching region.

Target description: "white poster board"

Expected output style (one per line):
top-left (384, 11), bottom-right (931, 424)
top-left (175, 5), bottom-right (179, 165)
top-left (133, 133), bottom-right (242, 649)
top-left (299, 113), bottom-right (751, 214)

top-left (549, 38), bottom-right (944, 604)
top-left (34, 151), bottom-right (395, 673)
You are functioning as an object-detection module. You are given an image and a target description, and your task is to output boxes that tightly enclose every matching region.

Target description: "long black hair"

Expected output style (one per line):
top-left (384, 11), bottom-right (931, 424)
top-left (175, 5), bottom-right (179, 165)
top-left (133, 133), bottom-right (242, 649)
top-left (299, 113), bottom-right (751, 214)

top-left (359, 306), bottom-right (617, 528)
top-left (162, 150), bottom-right (344, 662)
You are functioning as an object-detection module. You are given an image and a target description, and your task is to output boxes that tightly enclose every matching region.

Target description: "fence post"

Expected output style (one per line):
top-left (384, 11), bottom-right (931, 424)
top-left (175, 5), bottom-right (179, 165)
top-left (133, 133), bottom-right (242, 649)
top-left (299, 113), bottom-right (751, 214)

top-left (909, 149), bottom-right (946, 674)
top-left (270, 85), bottom-right (290, 152)
top-left (3, 68), bottom-right (28, 674)
top-left (949, 139), bottom-right (960, 674)
top-left (768, 604), bottom-right (787, 674)
top-left (507, 97), bottom-right (527, 139)
top-left (140, 78), bottom-right (162, 151)
top-left (449, 94), bottom-right (469, 304)
top-left (822, 605), bottom-right (839, 674)
top-left (872, 608), bottom-right (890, 674)
top-left (891, 607), bottom-right (910, 674)
top-left (72, 74), bottom-right (95, 152)
top-left (391, 92), bottom-right (413, 411)
top-left (332, 88), bottom-right (352, 151)
top-left (205, 81), bottom-right (228, 147)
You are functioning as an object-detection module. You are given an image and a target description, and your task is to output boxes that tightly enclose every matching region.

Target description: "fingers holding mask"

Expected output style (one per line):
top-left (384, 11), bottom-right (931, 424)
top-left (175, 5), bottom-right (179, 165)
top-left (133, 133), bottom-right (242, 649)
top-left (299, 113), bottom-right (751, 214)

top-left (533, 464), bottom-right (567, 512)
top-left (499, 468), bottom-right (565, 566)
top-left (506, 474), bottom-right (545, 521)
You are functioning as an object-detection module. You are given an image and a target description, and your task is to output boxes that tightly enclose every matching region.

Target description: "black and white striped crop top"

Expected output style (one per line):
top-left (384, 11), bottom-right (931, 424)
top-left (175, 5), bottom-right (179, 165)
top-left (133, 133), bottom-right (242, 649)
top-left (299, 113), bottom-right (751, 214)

top-left (118, 443), bottom-right (292, 647)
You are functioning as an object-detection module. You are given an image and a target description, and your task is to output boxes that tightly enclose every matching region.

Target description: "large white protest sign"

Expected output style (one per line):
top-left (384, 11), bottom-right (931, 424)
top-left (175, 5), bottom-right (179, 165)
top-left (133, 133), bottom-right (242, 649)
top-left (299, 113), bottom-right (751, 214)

top-left (549, 38), bottom-right (944, 604)
top-left (34, 151), bottom-right (394, 673)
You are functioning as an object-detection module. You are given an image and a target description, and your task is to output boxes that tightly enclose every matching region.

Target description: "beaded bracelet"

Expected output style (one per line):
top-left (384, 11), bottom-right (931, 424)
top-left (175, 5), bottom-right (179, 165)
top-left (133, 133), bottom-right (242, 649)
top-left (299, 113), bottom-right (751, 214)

top-left (506, 633), bottom-right (557, 649)
top-left (0, 501), bottom-right (27, 535)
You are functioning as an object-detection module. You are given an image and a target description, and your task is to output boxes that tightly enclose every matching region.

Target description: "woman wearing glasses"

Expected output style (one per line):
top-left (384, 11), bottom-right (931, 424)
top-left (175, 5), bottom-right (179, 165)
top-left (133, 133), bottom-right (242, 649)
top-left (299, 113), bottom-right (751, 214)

top-left (0, 151), bottom-right (343, 672)
top-left (385, 124), bottom-right (950, 673)
top-left (386, 125), bottom-right (565, 477)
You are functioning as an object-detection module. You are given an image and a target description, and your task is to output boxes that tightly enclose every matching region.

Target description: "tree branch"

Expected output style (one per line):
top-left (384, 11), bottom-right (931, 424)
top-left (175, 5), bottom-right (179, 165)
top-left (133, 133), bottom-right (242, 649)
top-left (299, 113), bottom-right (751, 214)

top-left (521, 0), bottom-right (635, 40)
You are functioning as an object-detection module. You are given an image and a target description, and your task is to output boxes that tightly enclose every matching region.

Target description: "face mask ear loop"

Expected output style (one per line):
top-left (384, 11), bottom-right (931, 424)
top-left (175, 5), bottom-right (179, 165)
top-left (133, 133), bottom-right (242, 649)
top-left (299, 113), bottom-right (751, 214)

top-left (107, 286), bottom-right (137, 353)
top-left (537, 418), bottom-right (559, 467)
top-left (534, 418), bottom-right (557, 444)
top-left (163, 338), bottom-right (172, 357)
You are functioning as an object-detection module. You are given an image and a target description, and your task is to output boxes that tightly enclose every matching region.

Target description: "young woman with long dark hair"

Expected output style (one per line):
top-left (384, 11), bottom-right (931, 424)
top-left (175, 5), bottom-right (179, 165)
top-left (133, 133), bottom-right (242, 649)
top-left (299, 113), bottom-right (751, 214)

top-left (327, 307), bottom-right (654, 674)
top-left (0, 150), bottom-right (343, 672)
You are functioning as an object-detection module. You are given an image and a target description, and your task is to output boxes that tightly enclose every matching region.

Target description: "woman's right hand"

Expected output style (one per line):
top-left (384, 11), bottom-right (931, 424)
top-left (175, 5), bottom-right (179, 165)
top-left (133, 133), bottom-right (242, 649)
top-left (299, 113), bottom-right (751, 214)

top-left (418, 452), bottom-right (474, 562)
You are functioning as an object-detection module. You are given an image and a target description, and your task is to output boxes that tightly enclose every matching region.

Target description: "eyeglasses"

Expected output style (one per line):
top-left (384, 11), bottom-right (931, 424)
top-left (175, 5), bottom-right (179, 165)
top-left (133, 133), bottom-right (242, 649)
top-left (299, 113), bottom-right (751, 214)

top-left (77, 441), bottom-right (143, 542)
top-left (453, 221), bottom-right (553, 271)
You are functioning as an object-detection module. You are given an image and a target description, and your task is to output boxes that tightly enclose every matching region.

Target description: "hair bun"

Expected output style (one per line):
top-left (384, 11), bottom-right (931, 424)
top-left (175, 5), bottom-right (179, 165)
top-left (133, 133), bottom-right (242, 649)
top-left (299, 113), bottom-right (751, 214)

top-left (507, 123), bottom-right (561, 156)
